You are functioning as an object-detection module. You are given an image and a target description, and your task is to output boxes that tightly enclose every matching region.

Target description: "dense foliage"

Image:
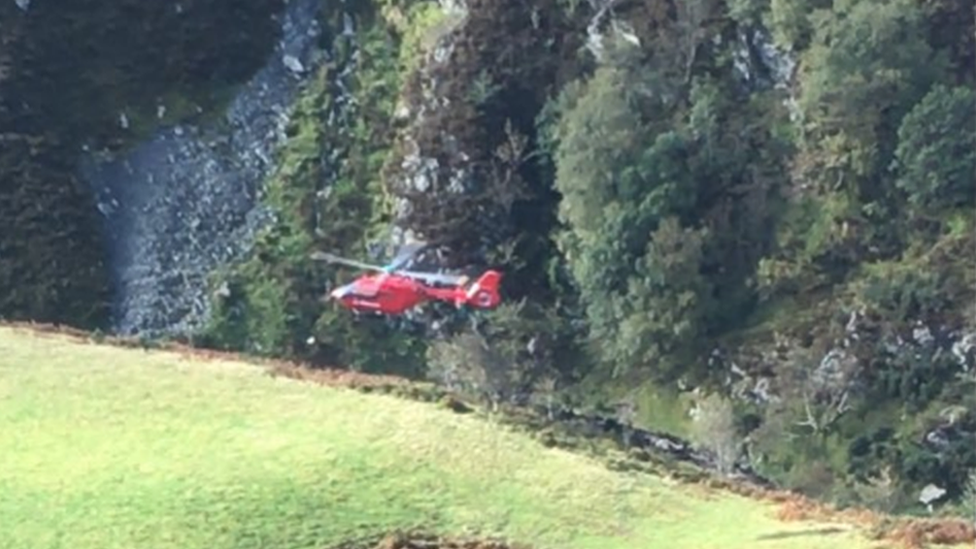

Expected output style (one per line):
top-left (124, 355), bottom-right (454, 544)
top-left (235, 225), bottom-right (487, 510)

top-left (368, 0), bottom-right (973, 513)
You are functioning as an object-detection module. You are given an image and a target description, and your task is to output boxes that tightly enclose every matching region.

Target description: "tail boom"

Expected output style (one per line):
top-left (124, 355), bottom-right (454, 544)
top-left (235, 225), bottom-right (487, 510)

top-left (462, 270), bottom-right (502, 309)
top-left (417, 270), bottom-right (503, 309)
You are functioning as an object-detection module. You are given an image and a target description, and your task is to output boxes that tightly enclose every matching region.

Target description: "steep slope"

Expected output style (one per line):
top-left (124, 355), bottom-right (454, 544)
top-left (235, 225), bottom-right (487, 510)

top-left (0, 324), bottom-right (912, 549)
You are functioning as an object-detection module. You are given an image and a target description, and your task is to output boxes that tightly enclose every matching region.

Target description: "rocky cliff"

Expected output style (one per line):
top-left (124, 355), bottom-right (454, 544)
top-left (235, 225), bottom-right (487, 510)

top-left (79, 0), bottom-right (324, 338)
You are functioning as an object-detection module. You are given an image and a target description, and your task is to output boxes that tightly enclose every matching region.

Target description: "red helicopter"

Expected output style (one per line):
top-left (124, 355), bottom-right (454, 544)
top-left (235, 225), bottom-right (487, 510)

top-left (310, 243), bottom-right (503, 316)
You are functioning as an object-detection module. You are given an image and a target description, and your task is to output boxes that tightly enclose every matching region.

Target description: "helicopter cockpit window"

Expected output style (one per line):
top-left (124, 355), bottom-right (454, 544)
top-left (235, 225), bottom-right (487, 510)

top-left (349, 279), bottom-right (380, 298)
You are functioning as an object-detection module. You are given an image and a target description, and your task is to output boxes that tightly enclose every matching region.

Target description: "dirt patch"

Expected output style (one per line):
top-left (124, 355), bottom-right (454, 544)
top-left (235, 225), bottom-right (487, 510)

top-left (768, 492), bottom-right (974, 548)
top-left (689, 471), bottom-right (974, 548)
top-left (264, 361), bottom-right (414, 390)
top-left (772, 494), bottom-right (878, 527)
top-left (883, 518), bottom-right (976, 549)
top-left (331, 532), bottom-right (533, 549)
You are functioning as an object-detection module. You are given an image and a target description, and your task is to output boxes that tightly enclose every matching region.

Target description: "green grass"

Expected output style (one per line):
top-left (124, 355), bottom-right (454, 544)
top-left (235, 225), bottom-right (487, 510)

top-left (0, 326), bottom-right (892, 549)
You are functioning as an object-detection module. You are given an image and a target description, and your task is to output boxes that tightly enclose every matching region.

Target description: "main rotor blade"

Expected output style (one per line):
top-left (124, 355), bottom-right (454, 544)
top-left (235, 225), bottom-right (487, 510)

top-left (310, 252), bottom-right (386, 272)
top-left (384, 242), bottom-right (426, 272)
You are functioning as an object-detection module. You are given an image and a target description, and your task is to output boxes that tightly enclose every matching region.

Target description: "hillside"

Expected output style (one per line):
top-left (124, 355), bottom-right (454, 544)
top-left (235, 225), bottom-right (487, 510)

top-left (1, 322), bottom-right (959, 549)
top-left (1, 0), bottom-right (974, 534)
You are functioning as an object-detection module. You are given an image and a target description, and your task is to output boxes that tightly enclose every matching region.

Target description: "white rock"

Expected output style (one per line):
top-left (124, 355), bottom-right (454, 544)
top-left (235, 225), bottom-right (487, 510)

top-left (215, 281), bottom-right (231, 298)
top-left (283, 54), bottom-right (304, 74)
top-left (918, 484), bottom-right (947, 512)
top-left (919, 484), bottom-right (946, 502)
top-left (912, 321), bottom-right (934, 346)
top-left (952, 331), bottom-right (976, 369)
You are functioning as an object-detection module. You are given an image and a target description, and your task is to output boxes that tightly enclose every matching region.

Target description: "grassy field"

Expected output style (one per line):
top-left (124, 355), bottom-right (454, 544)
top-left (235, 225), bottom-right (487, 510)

top-left (0, 324), bottom-right (950, 549)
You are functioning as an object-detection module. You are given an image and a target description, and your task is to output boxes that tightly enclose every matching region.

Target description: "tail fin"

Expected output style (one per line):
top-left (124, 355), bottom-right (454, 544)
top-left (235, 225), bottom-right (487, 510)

top-left (463, 270), bottom-right (502, 309)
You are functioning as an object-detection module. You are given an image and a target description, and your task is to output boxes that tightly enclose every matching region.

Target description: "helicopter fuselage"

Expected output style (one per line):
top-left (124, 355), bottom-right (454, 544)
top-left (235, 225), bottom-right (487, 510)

top-left (329, 270), bottom-right (501, 315)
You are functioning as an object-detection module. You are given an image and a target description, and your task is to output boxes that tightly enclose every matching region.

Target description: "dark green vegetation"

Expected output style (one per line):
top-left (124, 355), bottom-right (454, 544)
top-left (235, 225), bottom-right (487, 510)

top-left (5, 0), bottom-right (974, 524)
top-left (0, 0), bottom-right (285, 329)
top-left (202, 0), bottom-right (976, 516)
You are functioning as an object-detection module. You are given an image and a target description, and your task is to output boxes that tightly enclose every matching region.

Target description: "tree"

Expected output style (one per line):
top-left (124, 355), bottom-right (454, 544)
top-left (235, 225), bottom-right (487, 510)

top-left (426, 331), bottom-right (509, 411)
top-left (891, 84), bottom-right (976, 213)
top-left (549, 48), bottom-right (715, 379)
top-left (765, 0), bottom-right (817, 51)
top-left (425, 300), bottom-right (558, 411)
top-left (781, 344), bottom-right (859, 436)
top-left (682, 74), bottom-right (788, 331)
top-left (690, 392), bottom-right (740, 475)
top-left (532, 374), bottom-right (559, 420)
top-left (673, 0), bottom-right (718, 81)
top-left (608, 217), bottom-right (714, 379)
top-left (615, 396), bottom-right (639, 446)
top-left (853, 465), bottom-right (900, 513)
top-left (796, 0), bottom-right (946, 196)
top-left (551, 54), bottom-right (650, 241)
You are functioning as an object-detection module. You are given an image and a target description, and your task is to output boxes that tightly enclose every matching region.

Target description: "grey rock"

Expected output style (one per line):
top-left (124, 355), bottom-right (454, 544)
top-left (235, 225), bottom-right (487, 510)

top-left (78, 0), bottom-right (327, 339)
top-left (919, 484), bottom-right (947, 512)
top-left (282, 54), bottom-right (305, 74)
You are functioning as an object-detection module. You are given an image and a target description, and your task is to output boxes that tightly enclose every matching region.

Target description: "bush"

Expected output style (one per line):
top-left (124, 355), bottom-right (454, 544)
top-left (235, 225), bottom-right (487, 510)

top-left (892, 85), bottom-right (976, 213)
top-left (689, 392), bottom-right (740, 476)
